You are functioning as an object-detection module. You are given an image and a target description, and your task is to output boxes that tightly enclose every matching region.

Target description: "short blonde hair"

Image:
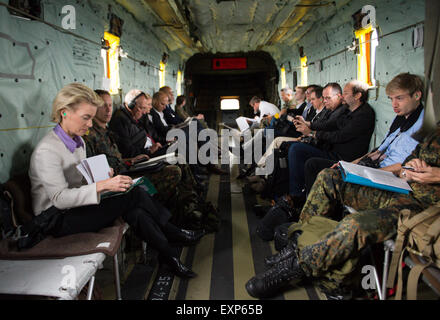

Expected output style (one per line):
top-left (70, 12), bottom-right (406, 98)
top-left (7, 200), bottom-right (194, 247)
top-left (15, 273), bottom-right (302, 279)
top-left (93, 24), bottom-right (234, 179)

top-left (386, 73), bottom-right (424, 99)
top-left (51, 83), bottom-right (104, 123)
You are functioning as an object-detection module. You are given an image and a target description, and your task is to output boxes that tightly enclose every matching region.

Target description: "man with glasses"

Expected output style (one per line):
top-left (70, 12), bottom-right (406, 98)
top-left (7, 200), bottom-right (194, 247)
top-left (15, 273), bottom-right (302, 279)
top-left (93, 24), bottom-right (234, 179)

top-left (294, 83), bottom-right (345, 137)
top-left (283, 80), bottom-right (375, 209)
top-left (304, 73), bottom-right (425, 194)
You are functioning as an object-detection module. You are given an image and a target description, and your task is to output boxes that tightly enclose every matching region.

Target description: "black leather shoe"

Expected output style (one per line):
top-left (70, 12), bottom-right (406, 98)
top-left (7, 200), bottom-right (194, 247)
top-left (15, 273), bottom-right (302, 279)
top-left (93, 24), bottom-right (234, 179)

top-left (161, 256), bottom-right (197, 278)
top-left (169, 228), bottom-right (205, 245)
top-left (245, 253), bottom-right (305, 299)
top-left (264, 240), bottom-right (297, 267)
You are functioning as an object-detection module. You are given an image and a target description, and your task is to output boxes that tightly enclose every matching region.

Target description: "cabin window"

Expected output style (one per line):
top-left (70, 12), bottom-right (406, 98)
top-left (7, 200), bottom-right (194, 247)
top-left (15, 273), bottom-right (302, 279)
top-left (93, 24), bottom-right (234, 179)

top-left (355, 25), bottom-right (378, 87)
top-left (159, 61), bottom-right (166, 88)
top-left (220, 97), bottom-right (240, 110)
top-left (280, 66), bottom-right (286, 88)
top-left (176, 70), bottom-right (183, 96)
top-left (102, 32), bottom-right (120, 95)
top-left (300, 56), bottom-right (308, 86)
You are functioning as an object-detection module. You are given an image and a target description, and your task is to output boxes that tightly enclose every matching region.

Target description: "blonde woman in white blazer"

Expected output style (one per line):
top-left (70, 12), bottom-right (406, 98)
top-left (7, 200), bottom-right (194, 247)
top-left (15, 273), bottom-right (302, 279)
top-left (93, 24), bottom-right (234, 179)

top-left (28, 83), bottom-right (204, 278)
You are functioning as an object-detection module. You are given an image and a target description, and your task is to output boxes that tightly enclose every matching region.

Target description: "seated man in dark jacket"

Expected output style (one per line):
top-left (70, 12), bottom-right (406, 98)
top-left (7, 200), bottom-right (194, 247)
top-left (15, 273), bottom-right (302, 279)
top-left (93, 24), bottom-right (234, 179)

top-left (159, 85), bottom-right (184, 126)
top-left (150, 91), bottom-right (227, 175)
top-left (285, 80), bottom-right (375, 207)
top-left (100, 90), bottom-right (220, 232)
top-left (255, 84), bottom-right (341, 169)
top-left (108, 90), bottom-right (168, 158)
top-left (303, 73), bottom-right (425, 194)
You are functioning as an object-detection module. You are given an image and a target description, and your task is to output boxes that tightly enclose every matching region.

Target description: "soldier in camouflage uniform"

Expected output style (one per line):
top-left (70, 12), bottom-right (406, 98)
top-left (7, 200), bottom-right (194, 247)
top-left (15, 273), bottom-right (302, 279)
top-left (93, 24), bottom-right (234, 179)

top-left (246, 125), bottom-right (440, 298)
top-left (84, 90), bottom-right (220, 232)
top-left (280, 87), bottom-right (297, 114)
top-left (298, 125), bottom-right (440, 274)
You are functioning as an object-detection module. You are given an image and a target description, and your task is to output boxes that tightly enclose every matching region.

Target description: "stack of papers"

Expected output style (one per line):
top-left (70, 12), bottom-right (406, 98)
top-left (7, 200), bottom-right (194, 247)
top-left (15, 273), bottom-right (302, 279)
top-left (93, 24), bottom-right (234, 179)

top-left (76, 154), bottom-right (111, 184)
top-left (338, 161), bottom-right (412, 194)
top-left (76, 154), bottom-right (155, 198)
top-left (132, 152), bottom-right (178, 170)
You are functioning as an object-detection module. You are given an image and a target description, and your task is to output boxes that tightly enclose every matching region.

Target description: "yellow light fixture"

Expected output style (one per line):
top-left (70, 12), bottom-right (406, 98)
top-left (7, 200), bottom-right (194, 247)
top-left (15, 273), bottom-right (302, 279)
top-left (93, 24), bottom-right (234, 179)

top-left (355, 25), bottom-right (377, 87)
top-left (176, 70), bottom-right (182, 96)
top-left (159, 61), bottom-right (166, 88)
top-left (280, 65), bottom-right (286, 88)
top-left (300, 56), bottom-right (308, 86)
top-left (103, 32), bottom-right (121, 95)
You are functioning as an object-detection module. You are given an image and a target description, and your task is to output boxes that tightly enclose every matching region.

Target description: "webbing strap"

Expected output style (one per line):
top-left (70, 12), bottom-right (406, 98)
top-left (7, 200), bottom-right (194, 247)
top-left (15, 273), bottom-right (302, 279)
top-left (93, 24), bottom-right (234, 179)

top-left (395, 247), bottom-right (407, 300)
top-left (407, 261), bottom-right (431, 300)
top-left (387, 206), bottom-right (440, 288)
top-left (420, 215), bottom-right (440, 259)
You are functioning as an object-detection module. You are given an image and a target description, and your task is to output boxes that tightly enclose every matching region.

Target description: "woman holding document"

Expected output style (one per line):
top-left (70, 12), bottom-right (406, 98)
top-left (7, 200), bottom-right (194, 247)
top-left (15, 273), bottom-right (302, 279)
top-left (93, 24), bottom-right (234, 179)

top-left (28, 83), bottom-right (203, 278)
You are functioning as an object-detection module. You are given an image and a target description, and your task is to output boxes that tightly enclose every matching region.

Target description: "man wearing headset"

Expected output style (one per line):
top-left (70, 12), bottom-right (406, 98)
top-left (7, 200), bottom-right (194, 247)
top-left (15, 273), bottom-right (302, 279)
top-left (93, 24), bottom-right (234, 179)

top-left (109, 89), bottom-right (165, 158)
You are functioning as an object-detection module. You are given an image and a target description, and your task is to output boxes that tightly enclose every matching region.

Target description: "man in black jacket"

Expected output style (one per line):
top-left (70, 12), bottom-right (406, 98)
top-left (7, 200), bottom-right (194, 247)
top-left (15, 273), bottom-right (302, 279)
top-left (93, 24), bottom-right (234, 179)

top-left (150, 91), bottom-right (228, 175)
top-left (159, 86), bottom-right (185, 126)
top-left (108, 90), bottom-right (165, 158)
top-left (286, 80), bottom-right (375, 207)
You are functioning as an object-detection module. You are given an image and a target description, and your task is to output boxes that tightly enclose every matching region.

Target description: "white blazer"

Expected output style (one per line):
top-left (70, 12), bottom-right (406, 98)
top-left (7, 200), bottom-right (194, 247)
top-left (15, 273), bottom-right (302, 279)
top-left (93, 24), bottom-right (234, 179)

top-left (29, 130), bottom-right (99, 216)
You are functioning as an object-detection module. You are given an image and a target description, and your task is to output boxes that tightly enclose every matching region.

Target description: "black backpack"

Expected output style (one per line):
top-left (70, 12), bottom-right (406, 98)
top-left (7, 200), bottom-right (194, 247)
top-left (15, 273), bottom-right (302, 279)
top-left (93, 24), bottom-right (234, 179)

top-left (0, 186), bottom-right (16, 240)
top-left (0, 183), bottom-right (62, 250)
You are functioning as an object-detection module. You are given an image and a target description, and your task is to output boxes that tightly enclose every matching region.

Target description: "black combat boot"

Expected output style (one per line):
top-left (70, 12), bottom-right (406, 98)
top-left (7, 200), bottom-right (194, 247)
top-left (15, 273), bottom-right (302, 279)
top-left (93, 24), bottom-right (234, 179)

top-left (264, 239), bottom-right (298, 267)
top-left (245, 251), bottom-right (306, 298)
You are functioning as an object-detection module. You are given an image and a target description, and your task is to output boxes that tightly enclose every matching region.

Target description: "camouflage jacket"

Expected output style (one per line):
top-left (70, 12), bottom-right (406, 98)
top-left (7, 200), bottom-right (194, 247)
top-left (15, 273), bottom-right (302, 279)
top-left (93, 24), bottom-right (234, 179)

top-left (282, 98), bottom-right (296, 110)
top-left (402, 125), bottom-right (440, 207)
top-left (83, 122), bottom-right (128, 175)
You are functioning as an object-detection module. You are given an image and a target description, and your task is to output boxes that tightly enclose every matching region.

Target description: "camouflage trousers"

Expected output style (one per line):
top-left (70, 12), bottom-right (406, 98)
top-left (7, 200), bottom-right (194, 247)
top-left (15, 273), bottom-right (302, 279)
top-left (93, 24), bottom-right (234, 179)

top-left (147, 164), bottom-right (219, 232)
top-left (297, 168), bottom-right (426, 283)
top-left (146, 165), bottom-right (182, 202)
top-left (172, 163), bottom-right (220, 232)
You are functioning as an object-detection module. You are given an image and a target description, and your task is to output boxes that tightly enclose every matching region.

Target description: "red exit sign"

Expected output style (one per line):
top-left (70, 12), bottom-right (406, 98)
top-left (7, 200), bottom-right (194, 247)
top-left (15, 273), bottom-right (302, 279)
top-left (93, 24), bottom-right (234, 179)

top-left (212, 57), bottom-right (247, 70)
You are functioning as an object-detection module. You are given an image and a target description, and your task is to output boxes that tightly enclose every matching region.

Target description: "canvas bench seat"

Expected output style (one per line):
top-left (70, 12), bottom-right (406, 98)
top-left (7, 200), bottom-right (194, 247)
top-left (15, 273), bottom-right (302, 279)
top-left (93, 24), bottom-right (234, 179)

top-left (0, 253), bottom-right (105, 300)
top-left (0, 174), bottom-right (129, 299)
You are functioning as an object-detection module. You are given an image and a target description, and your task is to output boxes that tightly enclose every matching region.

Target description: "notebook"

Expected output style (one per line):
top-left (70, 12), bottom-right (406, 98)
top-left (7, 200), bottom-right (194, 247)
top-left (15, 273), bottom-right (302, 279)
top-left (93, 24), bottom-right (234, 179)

top-left (76, 154), bottom-right (157, 198)
top-left (338, 161), bottom-right (412, 194)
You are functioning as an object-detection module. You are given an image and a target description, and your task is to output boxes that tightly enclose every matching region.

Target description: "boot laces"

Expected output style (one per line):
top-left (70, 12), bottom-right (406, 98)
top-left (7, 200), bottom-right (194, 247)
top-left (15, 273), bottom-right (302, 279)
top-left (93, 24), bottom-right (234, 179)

top-left (262, 256), bottom-right (296, 289)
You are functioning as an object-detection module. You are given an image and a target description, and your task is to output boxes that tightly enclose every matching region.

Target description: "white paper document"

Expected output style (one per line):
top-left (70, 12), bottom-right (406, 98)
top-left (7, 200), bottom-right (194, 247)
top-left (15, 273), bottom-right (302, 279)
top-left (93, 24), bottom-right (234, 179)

top-left (236, 116), bottom-right (251, 132)
top-left (133, 153), bottom-right (177, 169)
top-left (76, 154), bottom-right (111, 184)
top-left (339, 161), bottom-right (412, 192)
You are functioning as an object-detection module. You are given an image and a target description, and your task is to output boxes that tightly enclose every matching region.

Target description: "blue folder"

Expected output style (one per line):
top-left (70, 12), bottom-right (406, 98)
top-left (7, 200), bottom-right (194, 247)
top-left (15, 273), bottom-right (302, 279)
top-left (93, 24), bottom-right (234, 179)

top-left (339, 166), bottom-right (411, 194)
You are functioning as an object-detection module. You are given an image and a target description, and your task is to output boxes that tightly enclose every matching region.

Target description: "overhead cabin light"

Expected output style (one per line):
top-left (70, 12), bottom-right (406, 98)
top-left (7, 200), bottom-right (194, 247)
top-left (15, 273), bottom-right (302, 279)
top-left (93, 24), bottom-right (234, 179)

top-left (280, 65), bottom-right (286, 88)
top-left (103, 31), bottom-right (121, 95)
top-left (300, 56), bottom-right (308, 86)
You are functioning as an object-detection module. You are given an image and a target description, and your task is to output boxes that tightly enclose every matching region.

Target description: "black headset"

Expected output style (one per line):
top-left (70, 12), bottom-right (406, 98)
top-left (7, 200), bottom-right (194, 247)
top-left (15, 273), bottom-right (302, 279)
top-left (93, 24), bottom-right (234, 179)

top-left (128, 92), bottom-right (146, 110)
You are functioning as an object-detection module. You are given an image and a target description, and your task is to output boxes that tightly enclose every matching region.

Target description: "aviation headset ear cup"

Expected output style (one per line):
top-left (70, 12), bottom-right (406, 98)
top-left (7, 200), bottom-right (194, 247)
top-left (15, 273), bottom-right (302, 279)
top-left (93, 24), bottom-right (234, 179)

top-left (128, 92), bottom-right (146, 110)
